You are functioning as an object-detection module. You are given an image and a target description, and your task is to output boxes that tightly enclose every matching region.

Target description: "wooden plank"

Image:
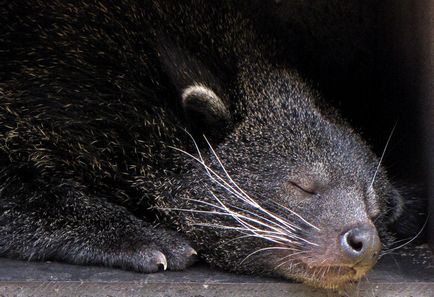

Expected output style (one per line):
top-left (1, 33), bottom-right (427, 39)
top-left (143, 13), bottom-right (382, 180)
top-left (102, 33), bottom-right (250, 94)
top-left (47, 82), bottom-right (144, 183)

top-left (0, 245), bottom-right (432, 297)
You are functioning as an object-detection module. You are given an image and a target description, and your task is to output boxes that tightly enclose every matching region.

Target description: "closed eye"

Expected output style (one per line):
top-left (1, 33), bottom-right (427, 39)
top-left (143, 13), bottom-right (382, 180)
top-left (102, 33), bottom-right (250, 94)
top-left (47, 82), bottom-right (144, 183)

top-left (289, 181), bottom-right (317, 195)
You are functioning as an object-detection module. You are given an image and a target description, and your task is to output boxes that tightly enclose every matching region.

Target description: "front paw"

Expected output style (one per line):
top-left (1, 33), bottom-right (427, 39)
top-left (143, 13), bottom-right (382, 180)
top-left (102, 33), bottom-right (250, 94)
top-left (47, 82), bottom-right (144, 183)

top-left (152, 228), bottom-right (198, 271)
top-left (117, 247), bottom-right (171, 273)
top-left (108, 228), bottom-right (198, 273)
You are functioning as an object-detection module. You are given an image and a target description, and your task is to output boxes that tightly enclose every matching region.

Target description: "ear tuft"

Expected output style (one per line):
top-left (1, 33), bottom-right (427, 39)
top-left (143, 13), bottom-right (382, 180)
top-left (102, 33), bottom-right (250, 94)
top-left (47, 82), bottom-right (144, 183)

top-left (181, 84), bottom-right (231, 137)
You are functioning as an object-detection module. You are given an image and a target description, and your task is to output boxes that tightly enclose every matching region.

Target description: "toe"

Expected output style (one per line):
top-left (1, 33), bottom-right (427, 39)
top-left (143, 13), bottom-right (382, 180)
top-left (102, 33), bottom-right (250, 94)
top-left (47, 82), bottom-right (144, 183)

top-left (164, 244), bottom-right (199, 270)
top-left (131, 248), bottom-right (168, 273)
top-left (153, 251), bottom-right (168, 271)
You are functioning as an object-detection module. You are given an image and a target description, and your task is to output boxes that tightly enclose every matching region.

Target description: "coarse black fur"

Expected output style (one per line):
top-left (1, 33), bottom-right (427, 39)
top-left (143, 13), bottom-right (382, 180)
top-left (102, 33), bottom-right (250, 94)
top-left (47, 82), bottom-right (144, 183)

top-left (0, 0), bottom-right (411, 288)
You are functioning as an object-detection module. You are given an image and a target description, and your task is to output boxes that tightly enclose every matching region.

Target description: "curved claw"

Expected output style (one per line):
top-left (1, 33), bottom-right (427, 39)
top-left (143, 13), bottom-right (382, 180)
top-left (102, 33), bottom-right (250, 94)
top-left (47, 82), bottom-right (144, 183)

top-left (154, 251), bottom-right (168, 271)
top-left (186, 247), bottom-right (198, 257)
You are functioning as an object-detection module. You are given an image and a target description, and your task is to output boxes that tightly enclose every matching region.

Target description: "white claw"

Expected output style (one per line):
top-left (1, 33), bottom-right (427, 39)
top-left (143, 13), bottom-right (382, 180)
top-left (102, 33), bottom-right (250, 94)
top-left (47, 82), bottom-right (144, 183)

top-left (154, 251), bottom-right (168, 271)
top-left (187, 247), bottom-right (198, 257)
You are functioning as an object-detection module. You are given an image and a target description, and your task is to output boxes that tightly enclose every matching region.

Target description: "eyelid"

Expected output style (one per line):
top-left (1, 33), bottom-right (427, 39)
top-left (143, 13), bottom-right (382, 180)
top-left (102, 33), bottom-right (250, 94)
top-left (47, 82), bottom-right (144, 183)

top-left (289, 181), bottom-right (317, 195)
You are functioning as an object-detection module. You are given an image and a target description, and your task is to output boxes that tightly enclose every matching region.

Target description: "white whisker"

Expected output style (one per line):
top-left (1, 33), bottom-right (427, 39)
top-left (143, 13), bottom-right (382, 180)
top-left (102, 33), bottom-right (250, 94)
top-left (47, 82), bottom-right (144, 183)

top-left (203, 136), bottom-right (316, 236)
top-left (161, 206), bottom-right (291, 237)
top-left (186, 197), bottom-right (307, 240)
top-left (202, 138), bottom-right (319, 244)
top-left (271, 200), bottom-right (320, 231)
top-left (220, 234), bottom-right (303, 250)
top-left (192, 223), bottom-right (288, 245)
top-left (169, 146), bottom-right (255, 207)
top-left (208, 192), bottom-right (301, 245)
top-left (170, 133), bottom-right (319, 250)
top-left (240, 246), bottom-right (292, 265)
top-left (369, 122), bottom-right (397, 189)
top-left (209, 192), bottom-right (308, 242)
top-left (273, 250), bottom-right (306, 270)
top-left (203, 135), bottom-right (259, 206)
top-left (380, 213), bottom-right (429, 257)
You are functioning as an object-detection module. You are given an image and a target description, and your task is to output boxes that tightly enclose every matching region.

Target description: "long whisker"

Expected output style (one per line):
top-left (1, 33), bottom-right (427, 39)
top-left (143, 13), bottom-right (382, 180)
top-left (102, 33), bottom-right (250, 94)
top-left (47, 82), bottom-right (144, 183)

top-left (178, 131), bottom-right (255, 210)
top-left (192, 223), bottom-right (289, 245)
top-left (170, 133), bottom-right (318, 247)
top-left (170, 145), bottom-right (285, 244)
top-left (185, 198), bottom-right (299, 233)
top-left (273, 250), bottom-right (307, 270)
top-left (202, 137), bottom-right (319, 242)
top-left (188, 199), bottom-right (292, 235)
top-left (169, 146), bottom-right (255, 208)
top-left (186, 197), bottom-right (312, 242)
top-left (210, 193), bottom-right (315, 245)
top-left (203, 135), bottom-right (258, 206)
top-left (209, 191), bottom-right (282, 233)
top-left (161, 206), bottom-right (294, 238)
top-left (169, 145), bottom-right (318, 246)
top-left (379, 213), bottom-right (429, 257)
top-left (369, 122), bottom-right (397, 189)
top-left (169, 145), bottom-right (305, 234)
top-left (212, 190), bottom-right (318, 247)
top-left (209, 191), bottom-right (308, 246)
top-left (385, 235), bottom-right (420, 247)
top-left (203, 137), bottom-right (311, 231)
top-left (271, 200), bottom-right (320, 231)
top-left (219, 233), bottom-right (303, 250)
top-left (240, 246), bottom-right (293, 265)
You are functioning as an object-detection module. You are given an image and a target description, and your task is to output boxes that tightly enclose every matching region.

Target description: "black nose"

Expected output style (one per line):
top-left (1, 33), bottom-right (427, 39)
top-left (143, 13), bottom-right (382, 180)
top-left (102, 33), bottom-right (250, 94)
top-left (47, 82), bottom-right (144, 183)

top-left (340, 224), bottom-right (381, 262)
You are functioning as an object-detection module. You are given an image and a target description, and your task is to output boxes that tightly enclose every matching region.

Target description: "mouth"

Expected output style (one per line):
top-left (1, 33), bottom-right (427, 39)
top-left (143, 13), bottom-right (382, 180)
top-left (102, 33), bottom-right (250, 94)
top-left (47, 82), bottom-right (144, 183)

top-left (277, 260), bottom-right (370, 289)
top-left (300, 265), bottom-right (359, 288)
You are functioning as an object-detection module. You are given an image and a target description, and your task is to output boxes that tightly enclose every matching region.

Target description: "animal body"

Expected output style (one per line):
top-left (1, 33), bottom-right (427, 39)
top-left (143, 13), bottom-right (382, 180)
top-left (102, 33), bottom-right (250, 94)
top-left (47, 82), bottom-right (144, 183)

top-left (0, 0), bottom-right (405, 288)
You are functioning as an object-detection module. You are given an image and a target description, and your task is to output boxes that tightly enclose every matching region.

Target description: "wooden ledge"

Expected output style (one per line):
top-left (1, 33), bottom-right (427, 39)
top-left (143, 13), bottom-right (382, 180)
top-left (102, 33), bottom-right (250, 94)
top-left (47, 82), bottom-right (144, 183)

top-left (0, 245), bottom-right (433, 297)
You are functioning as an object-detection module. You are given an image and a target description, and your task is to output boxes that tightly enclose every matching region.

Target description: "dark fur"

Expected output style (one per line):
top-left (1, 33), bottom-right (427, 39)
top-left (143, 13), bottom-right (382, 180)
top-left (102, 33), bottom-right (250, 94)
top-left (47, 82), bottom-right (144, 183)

top-left (0, 0), bottom-right (407, 288)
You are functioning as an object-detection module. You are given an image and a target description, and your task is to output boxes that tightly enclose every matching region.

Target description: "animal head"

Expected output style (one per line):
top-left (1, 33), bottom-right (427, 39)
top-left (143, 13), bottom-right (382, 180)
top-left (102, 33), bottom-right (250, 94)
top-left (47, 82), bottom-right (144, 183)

top-left (169, 65), bottom-right (403, 288)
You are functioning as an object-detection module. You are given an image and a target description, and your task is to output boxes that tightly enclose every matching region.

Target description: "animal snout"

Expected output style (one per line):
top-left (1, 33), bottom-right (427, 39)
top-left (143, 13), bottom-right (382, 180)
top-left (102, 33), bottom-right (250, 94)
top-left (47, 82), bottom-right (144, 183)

top-left (339, 224), bottom-right (381, 263)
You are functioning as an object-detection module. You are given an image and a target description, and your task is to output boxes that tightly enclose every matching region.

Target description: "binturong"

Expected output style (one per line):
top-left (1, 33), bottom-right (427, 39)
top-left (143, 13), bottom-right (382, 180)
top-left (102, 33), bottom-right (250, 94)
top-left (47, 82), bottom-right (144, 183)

top-left (0, 0), bottom-right (406, 289)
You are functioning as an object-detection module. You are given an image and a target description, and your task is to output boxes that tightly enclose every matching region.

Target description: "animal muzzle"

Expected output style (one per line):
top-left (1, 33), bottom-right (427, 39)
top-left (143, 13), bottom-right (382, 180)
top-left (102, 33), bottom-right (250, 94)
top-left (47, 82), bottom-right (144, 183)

top-left (282, 222), bottom-right (381, 288)
top-left (339, 224), bottom-right (381, 268)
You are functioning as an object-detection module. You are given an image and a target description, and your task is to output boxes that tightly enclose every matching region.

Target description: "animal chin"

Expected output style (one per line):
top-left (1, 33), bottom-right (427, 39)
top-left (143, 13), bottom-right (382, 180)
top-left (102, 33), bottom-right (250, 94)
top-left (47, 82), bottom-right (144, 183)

top-left (277, 258), bottom-right (373, 289)
top-left (300, 265), bottom-right (365, 289)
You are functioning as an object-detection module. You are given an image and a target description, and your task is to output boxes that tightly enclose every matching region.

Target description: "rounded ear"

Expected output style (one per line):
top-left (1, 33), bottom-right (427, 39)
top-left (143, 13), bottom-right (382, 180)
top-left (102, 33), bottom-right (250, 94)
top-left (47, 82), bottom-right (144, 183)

top-left (386, 189), bottom-right (404, 224)
top-left (182, 84), bottom-right (232, 138)
top-left (388, 188), bottom-right (428, 240)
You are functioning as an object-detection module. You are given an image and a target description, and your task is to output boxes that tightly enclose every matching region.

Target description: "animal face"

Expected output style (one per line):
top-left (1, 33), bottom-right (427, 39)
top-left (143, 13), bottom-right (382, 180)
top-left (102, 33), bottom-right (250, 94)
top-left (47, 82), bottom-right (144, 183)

top-left (171, 71), bottom-right (403, 288)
